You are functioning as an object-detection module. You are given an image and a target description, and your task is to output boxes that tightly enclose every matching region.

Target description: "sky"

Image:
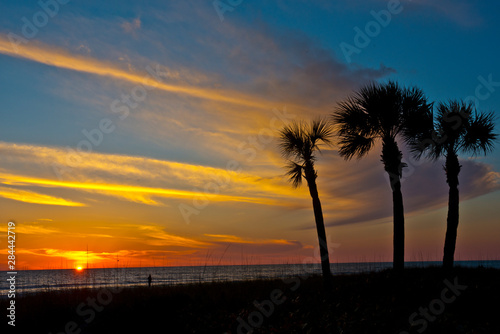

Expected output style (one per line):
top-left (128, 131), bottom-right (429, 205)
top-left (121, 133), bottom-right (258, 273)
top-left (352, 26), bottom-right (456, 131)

top-left (0, 0), bottom-right (499, 270)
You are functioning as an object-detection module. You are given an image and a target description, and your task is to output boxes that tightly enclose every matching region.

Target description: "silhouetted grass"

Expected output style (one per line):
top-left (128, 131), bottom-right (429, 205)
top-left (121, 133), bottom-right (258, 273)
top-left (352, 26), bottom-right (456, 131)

top-left (3, 266), bottom-right (499, 333)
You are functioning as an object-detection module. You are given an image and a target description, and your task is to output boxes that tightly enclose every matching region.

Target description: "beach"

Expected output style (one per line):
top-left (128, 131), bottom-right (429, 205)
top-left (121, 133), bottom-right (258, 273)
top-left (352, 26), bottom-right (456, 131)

top-left (3, 266), bottom-right (500, 333)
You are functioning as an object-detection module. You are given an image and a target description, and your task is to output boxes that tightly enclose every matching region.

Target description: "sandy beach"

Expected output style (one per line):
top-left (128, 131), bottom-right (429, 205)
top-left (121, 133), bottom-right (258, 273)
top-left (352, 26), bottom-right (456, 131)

top-left (3, 266), bottom-right (499, 333)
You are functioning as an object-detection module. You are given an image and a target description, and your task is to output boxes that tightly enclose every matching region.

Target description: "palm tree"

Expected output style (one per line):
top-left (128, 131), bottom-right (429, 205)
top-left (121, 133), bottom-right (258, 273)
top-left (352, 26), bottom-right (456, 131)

top-left (279, 119), bottom-right (333, 283)
top-left (332, 81), bottom-right (432, 271)
top-left (409, 100), bottom-right (497, 269)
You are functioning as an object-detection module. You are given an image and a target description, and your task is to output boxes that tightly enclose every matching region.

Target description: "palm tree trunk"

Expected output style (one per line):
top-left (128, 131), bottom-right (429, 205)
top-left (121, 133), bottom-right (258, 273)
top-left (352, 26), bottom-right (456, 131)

top-left (382, 138), bottom-right (405, 271)
top-left (391, 179), bottom-right (405, 271)
top-left (304, 167), bottom-right (332, 284)
top-left (443, 152), bottom-right (461, 269)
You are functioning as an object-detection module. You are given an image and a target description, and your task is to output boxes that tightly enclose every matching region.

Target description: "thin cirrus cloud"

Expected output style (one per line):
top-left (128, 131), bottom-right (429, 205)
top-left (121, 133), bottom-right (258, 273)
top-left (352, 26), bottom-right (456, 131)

top-left (204, 234), bottom-right (301, 246)
top-left (200, 234), bottom-right (307, 262)
top-left (0, 223), bottom-right (58, 236)
top-left (0, 185), bottom-right (86, 207)
top-left (0, 34), bottom-right (293, 112)
top-left (0, 171), bottom-right (287, 207)
top-left (137, 225), bottom-right (210, 248)
top-left (121, 17), bottom-right (142, 34)
top-left (0, 141), bottom-right (306, 207)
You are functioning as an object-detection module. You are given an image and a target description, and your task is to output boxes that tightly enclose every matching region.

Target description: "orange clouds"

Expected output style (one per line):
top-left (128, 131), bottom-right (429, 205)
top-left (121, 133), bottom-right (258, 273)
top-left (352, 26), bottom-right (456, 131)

top-left (0, 171), bottom-right (288, 207)
top-left (0, 142), bottom-right (305, 208)
top-left (0, 219), bottom-right (308, 269)
top-left (0, 186), bottom-right (85, 206)
top-left (204, 234), bottom-right (299, 246)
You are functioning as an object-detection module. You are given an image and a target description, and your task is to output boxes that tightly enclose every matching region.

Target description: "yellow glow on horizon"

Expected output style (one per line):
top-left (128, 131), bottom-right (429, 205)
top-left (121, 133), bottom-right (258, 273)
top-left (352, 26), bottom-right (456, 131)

top-left (76, 266), bottom-right (83, 271)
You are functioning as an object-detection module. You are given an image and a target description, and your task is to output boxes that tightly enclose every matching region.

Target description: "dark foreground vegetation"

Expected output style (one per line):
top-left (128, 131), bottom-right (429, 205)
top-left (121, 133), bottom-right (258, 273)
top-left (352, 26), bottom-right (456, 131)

top-left (4, 266), bottom-right (500, 333)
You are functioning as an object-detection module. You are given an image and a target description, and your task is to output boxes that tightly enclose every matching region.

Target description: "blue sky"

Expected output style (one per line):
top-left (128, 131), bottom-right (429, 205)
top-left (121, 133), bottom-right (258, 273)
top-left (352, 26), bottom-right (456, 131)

top-left (0, 0), bottom-right (499, 269)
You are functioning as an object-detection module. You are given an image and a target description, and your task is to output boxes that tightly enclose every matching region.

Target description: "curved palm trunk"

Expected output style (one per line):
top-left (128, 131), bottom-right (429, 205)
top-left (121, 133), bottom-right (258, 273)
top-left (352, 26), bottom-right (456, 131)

top-left (382, 138), bottom-right (405, 271)
top-left (304, 165), bottom-right (332, 284)
top-left (443, 152), bottom-right (461, 269)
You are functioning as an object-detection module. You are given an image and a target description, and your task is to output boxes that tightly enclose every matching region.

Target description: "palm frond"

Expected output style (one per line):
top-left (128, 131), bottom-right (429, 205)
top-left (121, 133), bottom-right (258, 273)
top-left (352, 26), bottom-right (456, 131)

top-left (333, 81), bottom-right (426, 160)
top-left (365, 81), bottom-right (404, 137)
top-left (310, 118), bottom-right (334, 151)
top-left (418, 99), bottom-right (497, 160)
top-left (434, 100), bottom-right (471, 143)
top-left (401, 89), bottom-right (434, 160)
top-left (278, 118), bottom-right (334, 187)
top-left (333, 97), bottom-right (375, 138)
top-left (284, 161), bottom-right (304, 188)
top-left (461, 110), bottom-right (498, 156)
top-left (419, 129), bottom-right (447, 161)
top-left (278, 121), bottom-right (306, 160)
top-left (337, 133), bottom-right (375, 160)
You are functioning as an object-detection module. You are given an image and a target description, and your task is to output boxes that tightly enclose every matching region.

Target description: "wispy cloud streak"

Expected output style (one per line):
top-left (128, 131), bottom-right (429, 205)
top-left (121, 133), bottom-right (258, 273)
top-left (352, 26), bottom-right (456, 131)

top-left (0, 34), bottom-right (291, 111)
top-left (0, 185), bottom-right (85, 206)
top-left (0, 142), bottom-right (305, 206)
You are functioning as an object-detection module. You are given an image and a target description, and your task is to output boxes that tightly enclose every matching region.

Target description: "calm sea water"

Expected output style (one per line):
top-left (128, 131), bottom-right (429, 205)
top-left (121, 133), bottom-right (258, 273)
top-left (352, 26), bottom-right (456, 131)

top-left (2, 261), bottom-right (499, 296)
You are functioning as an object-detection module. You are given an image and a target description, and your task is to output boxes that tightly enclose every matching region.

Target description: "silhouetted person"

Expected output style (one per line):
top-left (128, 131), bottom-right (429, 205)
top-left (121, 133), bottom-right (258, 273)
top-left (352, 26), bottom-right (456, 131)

top-left (148, 274), bottom-right (152, 287)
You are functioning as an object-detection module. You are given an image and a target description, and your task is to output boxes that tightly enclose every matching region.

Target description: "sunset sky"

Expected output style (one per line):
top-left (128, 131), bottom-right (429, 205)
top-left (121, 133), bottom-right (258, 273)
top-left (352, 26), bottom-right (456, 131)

top-left (0, 0), bottom-right (499, 270)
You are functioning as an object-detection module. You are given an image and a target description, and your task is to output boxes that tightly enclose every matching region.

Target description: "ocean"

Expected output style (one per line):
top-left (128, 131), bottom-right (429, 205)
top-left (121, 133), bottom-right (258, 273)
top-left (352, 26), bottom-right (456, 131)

top-left (2, 260), bottom-right (499, 296)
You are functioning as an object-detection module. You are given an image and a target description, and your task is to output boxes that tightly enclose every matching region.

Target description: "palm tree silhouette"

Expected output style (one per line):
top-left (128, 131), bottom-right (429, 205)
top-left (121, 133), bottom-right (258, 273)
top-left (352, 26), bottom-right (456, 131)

top-left (409, 100), bottom-right (497, 269)
top-left (279, 119), bottom-right (333, 283)
top-left (332, 81), bottom-right (432, 271)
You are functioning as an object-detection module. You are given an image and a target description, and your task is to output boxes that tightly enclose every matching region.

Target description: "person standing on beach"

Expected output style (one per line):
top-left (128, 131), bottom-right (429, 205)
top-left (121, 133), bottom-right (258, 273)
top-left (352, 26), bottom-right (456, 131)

top-left (148, 274), bottom-right (152, 287)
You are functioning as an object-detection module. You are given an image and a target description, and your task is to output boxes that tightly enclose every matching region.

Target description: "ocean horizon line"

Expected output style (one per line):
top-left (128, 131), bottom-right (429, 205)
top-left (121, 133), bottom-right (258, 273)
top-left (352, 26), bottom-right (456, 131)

top-left (2, 259), bottom-right (499, 272)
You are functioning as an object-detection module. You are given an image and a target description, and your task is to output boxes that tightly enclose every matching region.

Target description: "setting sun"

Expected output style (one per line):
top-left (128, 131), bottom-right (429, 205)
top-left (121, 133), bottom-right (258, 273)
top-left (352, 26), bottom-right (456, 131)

top-left (76, 266), bottom-right (83, 271)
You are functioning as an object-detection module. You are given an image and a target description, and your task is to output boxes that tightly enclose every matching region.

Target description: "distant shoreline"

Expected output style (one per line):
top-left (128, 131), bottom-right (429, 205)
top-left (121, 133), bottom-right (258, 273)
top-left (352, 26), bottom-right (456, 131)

top-left (2, 259), bottom-right (499, 272)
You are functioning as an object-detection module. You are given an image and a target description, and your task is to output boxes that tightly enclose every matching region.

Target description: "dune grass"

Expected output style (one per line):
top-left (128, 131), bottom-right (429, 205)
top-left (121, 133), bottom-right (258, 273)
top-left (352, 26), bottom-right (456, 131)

top-left (3, 266), bottom-right (499, 333)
